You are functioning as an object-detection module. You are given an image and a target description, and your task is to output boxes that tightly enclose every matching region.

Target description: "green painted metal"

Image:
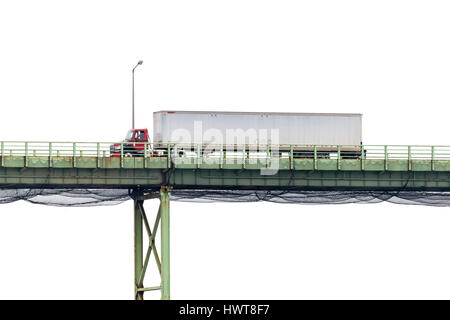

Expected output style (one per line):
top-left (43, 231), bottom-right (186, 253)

top-left (137, 203), bottom-right (161, 288)
top-left (337, 145), bottom-right (341, 170)
top-left (290, 145), bottom-right (294, 170)
top-left (1, 142), bottom-right (3, 167)
top-left (49, 142), bottom-right (53, 168)
top-left (361, 145), bottom-right (365, 170)
top-left (120, 143), bottom-right (124, 168)
top-left (97, 142), bottom-right (100, 168)
top-left (0, 141), bottom-right (450, 171)
top-left (25, 142), bottom-right (28, 167)
top-left (134, 197), bottom-right (144, 300)
top-left (137, 286), bottom-right (162, 292)
top-left (167, 144), bottom-right (171, 168)
top-left (160, 187), bottom-right (171, 300)
top-left (432, 146), bottom-right (435, 171)
top-left (1, 165), bottom-right (450, 190)
top-left (73, 143), bottom-right (77, 168)
top-left (384, 145), bottom-right (388, 171)
top-left (3, 155), bottom-right (450, 172)
top-left (314, 145), bottom-right (317, 170)
top-left (220, 144), bottom-right (224, 168)
top-left (130, 192), bottom-right (167, 300)
top-left (0, 141), bottom-right (450, 190)
top-left (197, 144), bottom-right (201, 168)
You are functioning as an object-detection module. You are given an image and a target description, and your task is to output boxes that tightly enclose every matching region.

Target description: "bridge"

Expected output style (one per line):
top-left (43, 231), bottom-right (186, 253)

top-left (1, 141), bottom-right (450, 299)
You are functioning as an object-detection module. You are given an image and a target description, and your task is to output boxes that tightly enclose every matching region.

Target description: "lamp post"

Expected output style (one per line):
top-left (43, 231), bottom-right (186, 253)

top-left (132, 60), bottom-right (143, 129)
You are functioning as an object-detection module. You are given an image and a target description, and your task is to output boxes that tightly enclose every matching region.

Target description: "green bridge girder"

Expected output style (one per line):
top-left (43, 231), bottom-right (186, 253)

top-left (0, 156), bottom-right (450, 190)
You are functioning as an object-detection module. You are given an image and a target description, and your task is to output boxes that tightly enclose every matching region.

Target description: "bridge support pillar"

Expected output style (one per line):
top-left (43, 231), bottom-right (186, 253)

top-left (132, 187), bottom-right (171, 300)
top-left (160, 186), bottom-right (171, 300)
top-left (134, 195), bottom-right (144, 300)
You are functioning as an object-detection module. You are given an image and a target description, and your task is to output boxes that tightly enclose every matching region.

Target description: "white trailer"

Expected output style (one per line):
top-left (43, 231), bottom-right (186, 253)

top-left (153, 111), bottom-right (363, 158)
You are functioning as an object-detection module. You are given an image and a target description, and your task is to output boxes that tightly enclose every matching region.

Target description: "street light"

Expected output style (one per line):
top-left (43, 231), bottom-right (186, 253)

top-left (132, 60), bottom-right (143, 129)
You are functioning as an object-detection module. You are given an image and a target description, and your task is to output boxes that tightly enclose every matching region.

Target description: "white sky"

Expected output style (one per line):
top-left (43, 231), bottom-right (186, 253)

top-left (1, 0), bottom-right (450, 299)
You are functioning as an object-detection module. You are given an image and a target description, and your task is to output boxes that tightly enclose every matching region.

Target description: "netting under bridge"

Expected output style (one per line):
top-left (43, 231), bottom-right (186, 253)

top-left (1, 188), bottom-right (450, 207)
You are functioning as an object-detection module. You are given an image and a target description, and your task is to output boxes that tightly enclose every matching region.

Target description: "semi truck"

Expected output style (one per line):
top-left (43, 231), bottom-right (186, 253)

top-left (110, 111), bottom-right (363, 159)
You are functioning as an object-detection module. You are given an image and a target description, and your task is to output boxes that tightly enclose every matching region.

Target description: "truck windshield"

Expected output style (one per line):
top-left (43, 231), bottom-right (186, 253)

top-left (124, 130), bottom-right (134, 141)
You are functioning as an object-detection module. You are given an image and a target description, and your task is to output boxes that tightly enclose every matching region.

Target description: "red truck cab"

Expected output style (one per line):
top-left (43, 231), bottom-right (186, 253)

top-left (110, 129), bottom-right (150, 157)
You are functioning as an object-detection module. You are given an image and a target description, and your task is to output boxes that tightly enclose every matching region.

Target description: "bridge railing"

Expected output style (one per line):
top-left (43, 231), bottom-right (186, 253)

top-left (1, 141), bottom-right (450, 161)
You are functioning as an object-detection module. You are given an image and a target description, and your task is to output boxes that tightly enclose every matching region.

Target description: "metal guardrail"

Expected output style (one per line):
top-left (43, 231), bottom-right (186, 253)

top-left (1, 142), bottom-right (450, 161)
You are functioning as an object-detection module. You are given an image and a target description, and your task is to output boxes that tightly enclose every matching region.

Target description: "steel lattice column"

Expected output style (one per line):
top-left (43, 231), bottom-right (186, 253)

top-left (134, 197), bottom-right (144, 300)
top-left (133, 189), bottom-right (165, 300)
top-left (160, 186), bottom-right (171, 300)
